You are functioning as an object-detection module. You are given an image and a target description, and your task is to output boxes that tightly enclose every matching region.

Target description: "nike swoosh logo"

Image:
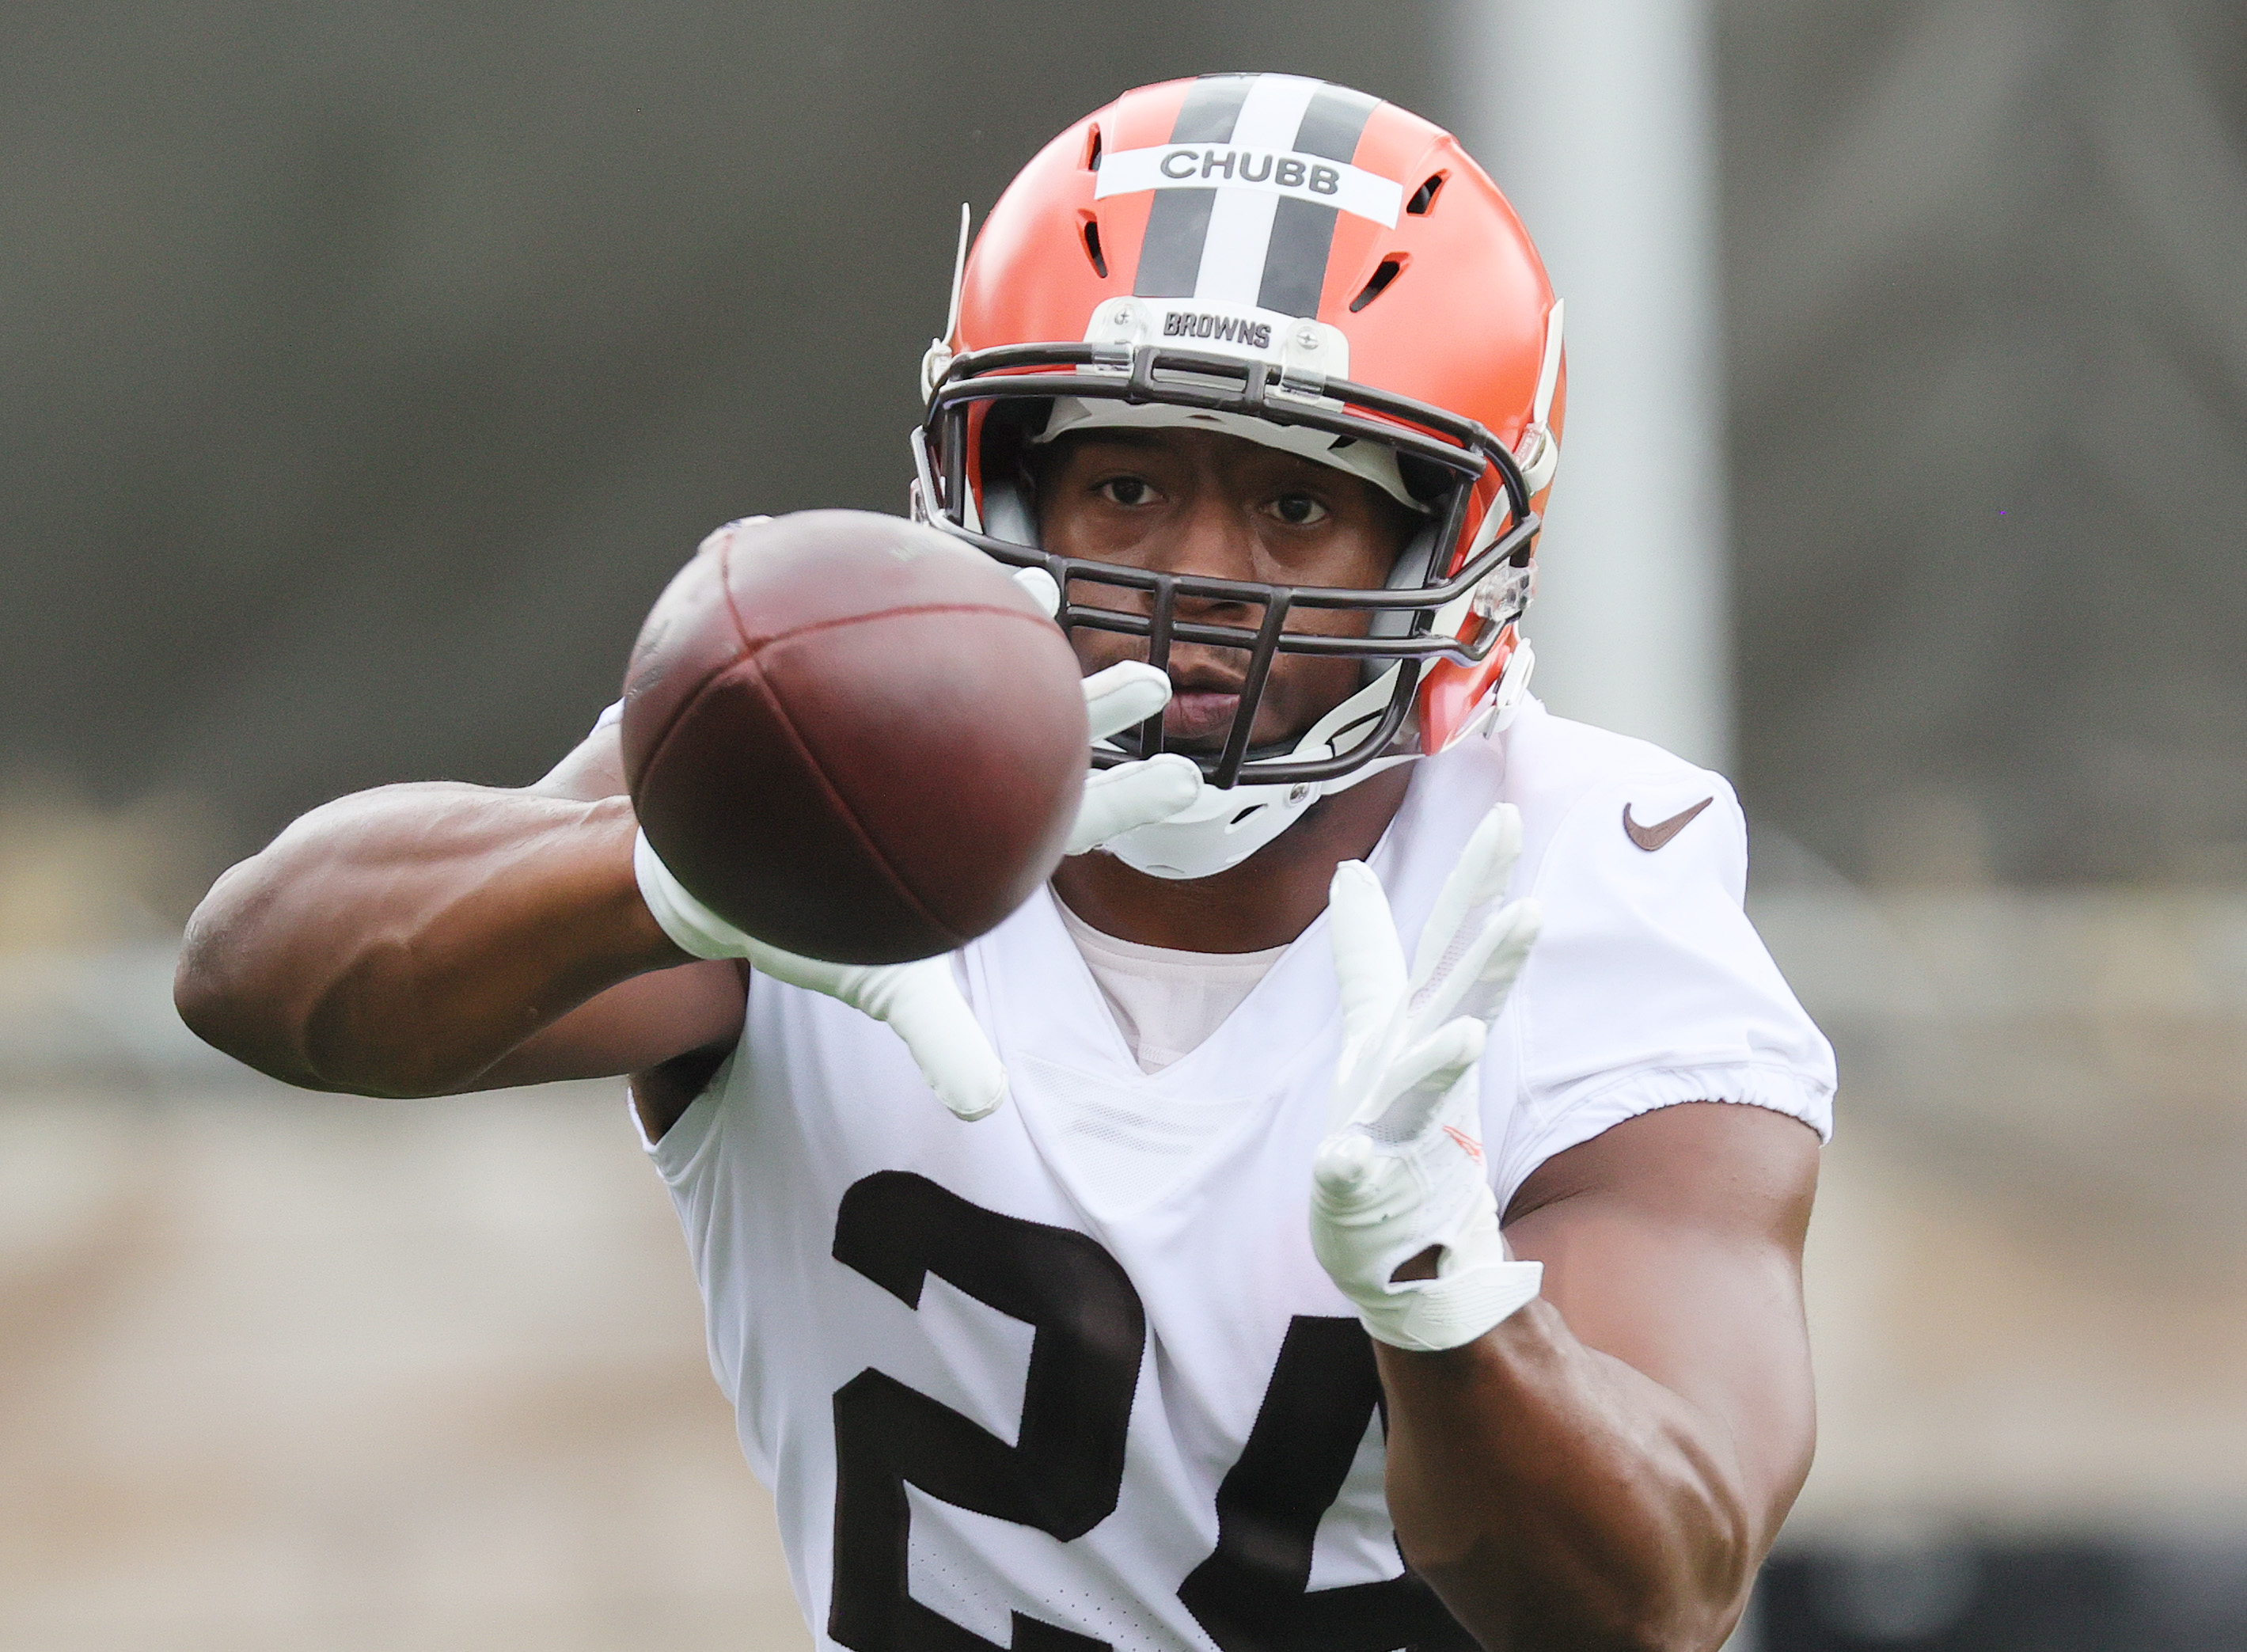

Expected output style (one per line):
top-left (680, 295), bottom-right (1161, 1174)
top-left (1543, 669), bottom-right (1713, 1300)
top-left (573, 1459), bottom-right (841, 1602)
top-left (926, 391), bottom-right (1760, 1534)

top-left (1623, 796), bottom-right (1713, 852)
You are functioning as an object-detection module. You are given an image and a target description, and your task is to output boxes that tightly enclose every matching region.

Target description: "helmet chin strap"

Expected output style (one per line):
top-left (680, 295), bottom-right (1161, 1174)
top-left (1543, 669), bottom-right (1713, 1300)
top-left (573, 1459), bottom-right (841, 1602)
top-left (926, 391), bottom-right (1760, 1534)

top-left (1100, 668), bottom-right (1416, 882)
top-left (1099, 642), bottom-right (1537, 882)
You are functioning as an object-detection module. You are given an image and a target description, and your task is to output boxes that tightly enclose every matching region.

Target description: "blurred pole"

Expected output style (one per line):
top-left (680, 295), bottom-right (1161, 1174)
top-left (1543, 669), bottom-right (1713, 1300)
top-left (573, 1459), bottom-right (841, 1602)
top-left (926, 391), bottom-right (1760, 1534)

top-left (1441, 17), bottom-right (1750, 1637)
top-left (1446, 0), bottom-right (1733, 772)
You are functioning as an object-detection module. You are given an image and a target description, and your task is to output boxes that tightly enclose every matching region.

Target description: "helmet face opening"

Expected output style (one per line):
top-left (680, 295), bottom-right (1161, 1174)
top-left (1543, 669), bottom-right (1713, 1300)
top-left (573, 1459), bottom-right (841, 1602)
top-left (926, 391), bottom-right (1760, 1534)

top-left (913, 340), bottom-right (1538, 790)
top-left (910, 74), bottom-right (1563, 796)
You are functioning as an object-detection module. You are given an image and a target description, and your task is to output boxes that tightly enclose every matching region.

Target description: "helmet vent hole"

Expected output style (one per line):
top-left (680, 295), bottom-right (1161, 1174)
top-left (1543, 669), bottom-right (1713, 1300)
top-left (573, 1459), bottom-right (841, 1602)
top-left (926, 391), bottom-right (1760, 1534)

top-left (1406, 173), bottom-right (1444, 215)
top-left (1085, 125), bottom-right (1103, 171)
top-left (1080, 215), bottom-right (1108, 278)
top-left (1348, 256), bottom-right (1406, 313)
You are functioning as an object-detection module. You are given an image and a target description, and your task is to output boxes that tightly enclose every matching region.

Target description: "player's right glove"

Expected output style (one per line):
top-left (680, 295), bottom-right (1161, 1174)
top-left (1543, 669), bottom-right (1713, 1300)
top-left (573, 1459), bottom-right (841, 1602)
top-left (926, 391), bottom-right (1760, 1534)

top-left (1309, 805), bottom-right (1546, 1352)
top-left (1010, 566), bottom-right (1205, 856)
top-left (1065, 661), bottom-right (1203, 853)
top-left (631, 655), bottom-right (1198, 1122)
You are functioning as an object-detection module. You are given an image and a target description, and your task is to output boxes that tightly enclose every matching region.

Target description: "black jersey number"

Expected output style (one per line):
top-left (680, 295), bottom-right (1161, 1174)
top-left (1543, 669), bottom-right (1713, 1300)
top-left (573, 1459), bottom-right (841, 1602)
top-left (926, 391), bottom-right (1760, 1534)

top-left (830, 1171), bottom-right (1144, 1651)
top-left (829, 1173), bottom-right (1471, 1652)
top-left (1178, 1316), bottom-right (1475, 1652)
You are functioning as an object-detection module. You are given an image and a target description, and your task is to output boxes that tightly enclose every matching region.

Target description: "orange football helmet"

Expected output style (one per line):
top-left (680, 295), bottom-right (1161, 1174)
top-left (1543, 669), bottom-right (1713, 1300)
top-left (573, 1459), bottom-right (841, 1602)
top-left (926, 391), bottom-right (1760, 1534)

top-left (910, 74), bottom-right (1566, 868)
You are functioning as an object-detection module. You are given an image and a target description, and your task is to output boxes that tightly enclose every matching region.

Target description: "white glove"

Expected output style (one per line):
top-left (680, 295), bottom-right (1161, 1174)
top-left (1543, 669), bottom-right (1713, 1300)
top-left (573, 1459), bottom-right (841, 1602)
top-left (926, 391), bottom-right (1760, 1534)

top-left (1011, 566), bottom-right (1205, 856)
top-left (635, 832), bottom-right (1011, 1120)
top-left (1309, 805), bottom-right (1545, 1352)
top-left (1069, 662), bottom-right (1203, 853)
top-left (630, 607), bottom-right (1200, 1121)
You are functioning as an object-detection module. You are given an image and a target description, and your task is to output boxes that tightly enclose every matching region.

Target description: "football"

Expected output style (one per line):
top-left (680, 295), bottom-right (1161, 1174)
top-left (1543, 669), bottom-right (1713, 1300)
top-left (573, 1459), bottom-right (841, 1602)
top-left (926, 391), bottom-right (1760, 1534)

top-left (619, 511), bottom-right (1088, 964)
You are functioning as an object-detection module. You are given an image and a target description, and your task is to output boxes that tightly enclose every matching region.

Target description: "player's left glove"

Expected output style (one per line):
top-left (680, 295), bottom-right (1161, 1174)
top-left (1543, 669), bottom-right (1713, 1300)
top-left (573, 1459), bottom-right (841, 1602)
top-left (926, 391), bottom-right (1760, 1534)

top-left (1309, 805), bottom-right (1546, 1353)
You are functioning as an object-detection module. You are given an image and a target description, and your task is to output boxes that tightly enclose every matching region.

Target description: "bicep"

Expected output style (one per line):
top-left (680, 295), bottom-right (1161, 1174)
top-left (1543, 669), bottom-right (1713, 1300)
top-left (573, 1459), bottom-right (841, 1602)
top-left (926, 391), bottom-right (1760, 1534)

top-left (1501, 1101), bottom-right (1822, 1537)
top-left (469, 958), bottom-right (746, 1088)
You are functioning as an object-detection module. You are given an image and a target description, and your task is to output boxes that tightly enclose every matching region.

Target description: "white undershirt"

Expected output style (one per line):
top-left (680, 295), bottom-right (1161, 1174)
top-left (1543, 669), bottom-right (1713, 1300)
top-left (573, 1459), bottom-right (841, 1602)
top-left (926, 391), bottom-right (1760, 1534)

top-left (1054, 898), bottom-right (1290, 1074)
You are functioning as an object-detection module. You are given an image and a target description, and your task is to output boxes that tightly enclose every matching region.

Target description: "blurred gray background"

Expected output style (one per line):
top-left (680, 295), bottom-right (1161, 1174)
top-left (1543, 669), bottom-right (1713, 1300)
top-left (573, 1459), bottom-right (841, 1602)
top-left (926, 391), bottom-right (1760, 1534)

top-left (9, 0), bottom-right (2245, 910)
top-left (6, 2), bottom-right (2245, 1649)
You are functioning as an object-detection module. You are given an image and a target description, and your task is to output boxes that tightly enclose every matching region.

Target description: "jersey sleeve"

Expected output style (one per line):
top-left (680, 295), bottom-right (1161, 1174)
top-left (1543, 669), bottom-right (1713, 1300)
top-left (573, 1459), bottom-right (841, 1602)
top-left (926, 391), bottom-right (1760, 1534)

top-left (1487, 769), bottom-right (1836, 1214)
top-left (636, 1051), bottom-right (749, 1406)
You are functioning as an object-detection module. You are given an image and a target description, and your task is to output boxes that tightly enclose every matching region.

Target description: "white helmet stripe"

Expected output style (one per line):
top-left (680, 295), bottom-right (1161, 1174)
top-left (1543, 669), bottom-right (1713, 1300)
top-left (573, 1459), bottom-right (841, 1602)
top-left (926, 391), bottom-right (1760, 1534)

top-left (1532, 298), bottom-right (1566, 427)
top-left (1190, 76), bottom-right (1321, 308)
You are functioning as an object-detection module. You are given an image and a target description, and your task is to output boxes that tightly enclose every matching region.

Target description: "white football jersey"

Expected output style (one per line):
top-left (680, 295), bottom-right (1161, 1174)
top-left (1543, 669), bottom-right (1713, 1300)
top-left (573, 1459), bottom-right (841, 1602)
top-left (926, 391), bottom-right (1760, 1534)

top-left (640, 697), bottom-right (1835, 1651)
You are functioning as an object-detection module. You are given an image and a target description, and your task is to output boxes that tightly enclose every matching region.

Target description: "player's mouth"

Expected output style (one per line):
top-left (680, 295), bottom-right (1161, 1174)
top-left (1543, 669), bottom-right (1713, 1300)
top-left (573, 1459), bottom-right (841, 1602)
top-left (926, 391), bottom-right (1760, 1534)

top-left (1164, 690), bottom-right (1241, 742)
top-left (1163, 670), bottom-right (1245, 743)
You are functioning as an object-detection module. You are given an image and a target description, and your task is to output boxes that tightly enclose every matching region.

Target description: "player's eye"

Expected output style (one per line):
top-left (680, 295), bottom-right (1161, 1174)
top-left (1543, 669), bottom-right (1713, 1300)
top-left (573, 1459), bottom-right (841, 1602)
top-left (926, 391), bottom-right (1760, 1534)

top-left (1096, 476), bottom-right (1157, 507)
top-left (1267, 492), bottom-right (1330, 526)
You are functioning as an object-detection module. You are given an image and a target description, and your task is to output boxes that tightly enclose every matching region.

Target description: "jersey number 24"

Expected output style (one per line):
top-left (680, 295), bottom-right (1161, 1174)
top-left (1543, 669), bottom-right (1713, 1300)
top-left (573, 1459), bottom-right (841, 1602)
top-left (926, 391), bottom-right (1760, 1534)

top-left (829, 1171), bottom-right (1472, 1652)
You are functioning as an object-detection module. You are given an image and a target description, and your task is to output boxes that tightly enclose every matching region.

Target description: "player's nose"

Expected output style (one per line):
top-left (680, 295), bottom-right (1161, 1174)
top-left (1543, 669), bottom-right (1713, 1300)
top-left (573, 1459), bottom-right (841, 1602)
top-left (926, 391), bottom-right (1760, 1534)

top-left (1154, 490), bottom-right (1261, 594)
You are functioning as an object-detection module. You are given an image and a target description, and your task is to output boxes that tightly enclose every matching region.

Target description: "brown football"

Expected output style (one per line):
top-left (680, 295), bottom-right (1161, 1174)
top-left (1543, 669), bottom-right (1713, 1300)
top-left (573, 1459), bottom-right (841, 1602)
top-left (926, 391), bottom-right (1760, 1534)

top-left (619, 511), bottom-right (1087, 965)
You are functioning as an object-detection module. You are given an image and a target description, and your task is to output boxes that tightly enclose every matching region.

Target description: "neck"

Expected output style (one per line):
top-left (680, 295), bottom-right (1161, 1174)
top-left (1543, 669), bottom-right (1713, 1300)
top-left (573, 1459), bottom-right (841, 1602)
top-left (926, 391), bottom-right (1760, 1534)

top-left (1049, 765), bottom-right (1415, 953)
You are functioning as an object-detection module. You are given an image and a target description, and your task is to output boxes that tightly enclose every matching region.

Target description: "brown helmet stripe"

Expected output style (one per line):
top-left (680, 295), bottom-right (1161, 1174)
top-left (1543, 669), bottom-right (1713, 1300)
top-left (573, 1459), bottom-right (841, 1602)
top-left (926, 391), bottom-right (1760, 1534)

top-left (1290, 82), bottom-right (1380, 162)
top-left (1256, 85), bottom-right (1380, 317)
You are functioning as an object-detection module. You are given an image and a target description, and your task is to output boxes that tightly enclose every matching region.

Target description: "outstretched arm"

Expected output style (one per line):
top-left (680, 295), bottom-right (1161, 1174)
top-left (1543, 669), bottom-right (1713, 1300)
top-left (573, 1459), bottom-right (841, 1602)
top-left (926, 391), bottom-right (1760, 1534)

top-left (1378, 1100), bottom-right (1819, 1651)
top-left (175, 720), bottom-right (744, 1099)
top-left (178, 551), bottom-right (1199, 1118)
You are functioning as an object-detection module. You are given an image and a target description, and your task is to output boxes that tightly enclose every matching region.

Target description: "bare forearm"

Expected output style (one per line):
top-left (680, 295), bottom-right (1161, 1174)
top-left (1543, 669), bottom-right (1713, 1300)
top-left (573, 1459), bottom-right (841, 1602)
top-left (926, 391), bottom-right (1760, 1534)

top-left (1376, 1300), bottom-right (1754, 1652)
top-left (176, 782), bottom-right (685, 1094)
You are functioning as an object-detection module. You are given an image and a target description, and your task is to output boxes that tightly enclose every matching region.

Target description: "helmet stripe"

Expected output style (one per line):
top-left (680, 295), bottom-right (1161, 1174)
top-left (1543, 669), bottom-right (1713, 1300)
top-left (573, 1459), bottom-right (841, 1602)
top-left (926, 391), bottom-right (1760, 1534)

top-left (1134, 187), bottom-right (1216, 298)
top-left (1169, 73), bottom-right (1255, 143)
top-left (1254, 85), bottom-right (1380, 317)
top-left (1133, 76), bottom-right (1254, 298)
top-left (1188, 75), bottom-right (1322, 308)
top-left (1126, 77), bottom-right (1396, 312)
top-left (1291, 82), bottom-right (1380, 162)
top-left (1255, 196), bottom-right (1338, 317)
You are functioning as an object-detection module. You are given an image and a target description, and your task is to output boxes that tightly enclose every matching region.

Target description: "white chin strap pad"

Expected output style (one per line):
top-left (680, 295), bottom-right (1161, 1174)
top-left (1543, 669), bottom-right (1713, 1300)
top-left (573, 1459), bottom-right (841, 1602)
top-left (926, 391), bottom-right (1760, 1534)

top-left (1099, 669), bottom-right (1418, 881)
top-left (1103, 776), bottom-right (1319, 880)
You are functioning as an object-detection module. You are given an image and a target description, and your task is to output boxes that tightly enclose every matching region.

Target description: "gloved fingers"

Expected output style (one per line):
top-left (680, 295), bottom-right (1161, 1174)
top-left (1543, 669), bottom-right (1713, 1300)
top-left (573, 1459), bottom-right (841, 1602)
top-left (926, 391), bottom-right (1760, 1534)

top-left (1328, 859), bottom-right (1410, 1056)
top-left (1082, 661), bottom-right (1173, 740)
top-left (1411, 896), bottom-right (1541, 1036)
top-left (1356, 1017), bottom-right (1486, 1137)
top-left (1066, 754), bottom-right (1202, 855)
top-left (1467, 804), bottom-right (1526, 907)
top-left (1310, 1128), bottom-right (1376, 1199)
top-left (1011, 565), bottom-right (1062, 618)
top-left (734, 941), bottom-right (1005, 1121)
top-left (1448, 897), bottom-right (1542, 1027)
top-left (1409, 804), bottom-right (1525, 989)
top-left (867, 959), bottom-right (1010, 1121)
top-left (1425, 1052), bottom-right (1494, 1151)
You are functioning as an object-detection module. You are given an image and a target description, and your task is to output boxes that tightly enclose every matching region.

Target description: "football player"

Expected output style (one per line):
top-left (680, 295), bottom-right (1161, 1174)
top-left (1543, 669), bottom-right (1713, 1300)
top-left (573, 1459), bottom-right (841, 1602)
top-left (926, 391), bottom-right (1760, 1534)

top-left (179, 76), bottom-right (1835, 1651)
